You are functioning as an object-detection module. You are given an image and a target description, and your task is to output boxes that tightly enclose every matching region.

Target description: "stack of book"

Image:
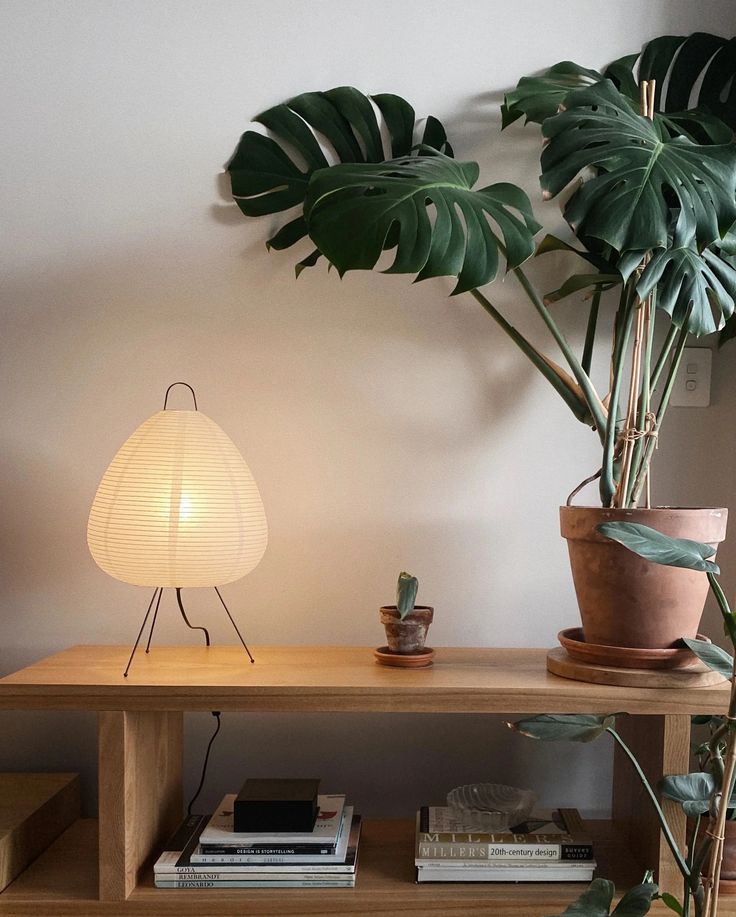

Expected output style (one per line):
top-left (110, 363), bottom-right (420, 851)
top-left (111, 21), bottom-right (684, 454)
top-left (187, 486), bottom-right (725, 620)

top-left (415, 806), bottom-right (596, 883)
top-left (154, 793), bottom-right (361, 888)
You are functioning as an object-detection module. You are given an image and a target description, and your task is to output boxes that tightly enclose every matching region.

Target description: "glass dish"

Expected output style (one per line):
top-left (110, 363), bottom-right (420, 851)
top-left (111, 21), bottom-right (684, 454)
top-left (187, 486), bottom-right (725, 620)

top-left (446, 783), bottom-right (537, 832)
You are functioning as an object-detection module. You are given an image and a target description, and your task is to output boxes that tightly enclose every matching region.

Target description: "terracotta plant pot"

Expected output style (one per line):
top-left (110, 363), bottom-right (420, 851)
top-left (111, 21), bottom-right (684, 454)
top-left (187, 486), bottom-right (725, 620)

top-left (560, 506), bottom-right (728, 655)
top-left (380, 605), bottom-right (433, 654)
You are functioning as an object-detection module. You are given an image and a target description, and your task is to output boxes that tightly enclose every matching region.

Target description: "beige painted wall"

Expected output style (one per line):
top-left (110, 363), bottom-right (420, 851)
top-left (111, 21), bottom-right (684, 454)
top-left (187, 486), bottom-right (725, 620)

top-left (1, 0), bottom-right (735, 818)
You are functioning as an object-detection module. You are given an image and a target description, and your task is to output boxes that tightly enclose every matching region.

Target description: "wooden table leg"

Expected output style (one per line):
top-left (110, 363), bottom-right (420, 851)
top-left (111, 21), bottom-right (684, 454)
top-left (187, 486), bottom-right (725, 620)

top-left (612, 713), bottom-right (690, 898)
top-left (98, 710), bottom-right (183, 900)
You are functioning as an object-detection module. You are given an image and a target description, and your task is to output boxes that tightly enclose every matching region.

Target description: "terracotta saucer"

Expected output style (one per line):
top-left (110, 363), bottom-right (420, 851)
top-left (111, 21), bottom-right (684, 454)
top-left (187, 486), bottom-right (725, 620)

top-left (374, 646), bottom-right (435, 668)
top-left (558, 627), bottom-right (710, 670)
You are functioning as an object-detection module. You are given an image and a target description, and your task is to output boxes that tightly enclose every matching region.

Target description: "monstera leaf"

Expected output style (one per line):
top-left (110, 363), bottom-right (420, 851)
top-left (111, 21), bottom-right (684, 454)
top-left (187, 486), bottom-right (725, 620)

top-left (636, 241), bottom-right (736, 336)
top-left (504, 33), bottom-right (735, 142)
top-left (597, 522), bottom-right (720, 573)
top-left (608, 32), bottom-right (736, 138)
top-left (541, 80), bottom-right (736, 257)
top-left (303, 151), bottom-right (541, 293)
top-left (502, 61), bottom-right (603, 128)
top-left (545, 878), bottom-right (659, 917)
top-left (510, 714), bottom-right (616, 743)
top-left (227, 87), bottom-right (452, 272)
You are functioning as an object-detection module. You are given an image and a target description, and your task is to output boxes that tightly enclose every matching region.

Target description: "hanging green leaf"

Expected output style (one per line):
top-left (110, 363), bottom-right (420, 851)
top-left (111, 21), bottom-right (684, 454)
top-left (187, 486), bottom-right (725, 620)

top-left (597, 522), bottom-right (720, 573)
top-left (303, 151), bottom-right (541, 294)
top-left (659, 772), bottom-right (718, 817)
top-left (510, 714), bottom-right (616, 743)
top-left (682, 638), bottom-right (733, 680)
top-left (544, 273), bottom-right (620, 305)
top-left (502, 61), bottom-right (603, 128)
top-left (541, 80), bottom-right (736, 256)
top-left (505, 34), bottom-right (735, 144)
top-left (636, 240), bottom-right (736, 336)
top-left (606, 32), bottom-right (736, 136)
top-left (544, 878), bottom-right (658, 917)
top-left (657, 893), bottom-right (683, 917)
top-left (227, 87), bottom-right (452, 270)
top-left (545, 878), bottom-right (615, 917)
top-left (612, 882), bottom-right (660, 917)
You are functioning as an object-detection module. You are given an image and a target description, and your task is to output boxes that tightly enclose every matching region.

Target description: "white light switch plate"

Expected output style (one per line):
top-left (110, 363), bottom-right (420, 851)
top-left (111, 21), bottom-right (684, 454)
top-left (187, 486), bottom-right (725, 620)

top-left (671, 347), bottom-right (712, 407)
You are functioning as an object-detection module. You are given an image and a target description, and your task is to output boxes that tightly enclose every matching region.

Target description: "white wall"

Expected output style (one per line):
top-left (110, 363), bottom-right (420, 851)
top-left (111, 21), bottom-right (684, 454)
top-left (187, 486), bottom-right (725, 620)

top-left (2, 0), bottom-right (735, 819)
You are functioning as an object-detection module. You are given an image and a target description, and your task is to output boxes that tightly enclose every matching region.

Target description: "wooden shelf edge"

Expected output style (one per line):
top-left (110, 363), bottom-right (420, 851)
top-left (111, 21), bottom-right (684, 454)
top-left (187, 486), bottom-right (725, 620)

top-left (6, 817), bottom-right (733, 916)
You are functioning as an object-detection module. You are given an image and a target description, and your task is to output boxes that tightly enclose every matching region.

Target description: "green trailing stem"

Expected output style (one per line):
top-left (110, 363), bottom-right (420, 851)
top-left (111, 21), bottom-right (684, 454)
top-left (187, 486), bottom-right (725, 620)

top-left (582, 288), bottom-right (601, 377)
top-left (468, 289), bottom-right (592, 425)
top-left (649, 323), bottom-right (680, 393)
top-left (512, 265), bottom-right (607, 439)
top-left (707, 572), bottom-right (736, 644)
top-left (606, 727), bottom-right (692, 882)
top-left (629, 317), bottom-right (691, 506)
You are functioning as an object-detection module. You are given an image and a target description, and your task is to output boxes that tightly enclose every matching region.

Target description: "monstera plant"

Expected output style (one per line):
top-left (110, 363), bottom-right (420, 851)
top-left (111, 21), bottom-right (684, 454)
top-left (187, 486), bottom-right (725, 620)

top-left (227, 34), bottom-right (736, 656)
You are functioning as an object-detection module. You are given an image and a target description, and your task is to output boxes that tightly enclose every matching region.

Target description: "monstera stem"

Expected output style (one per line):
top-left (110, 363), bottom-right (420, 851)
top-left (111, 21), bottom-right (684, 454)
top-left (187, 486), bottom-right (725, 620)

top-left (600, 285), bottom-right (636, 506)
top-left (606, 727), bottom-right (691, 880)
top-left (629, 316), bottom-right (690, 506)
top-left (512, 266), bottom-right (607, 439)
top-left (468, 289), bottom-right (592, 425)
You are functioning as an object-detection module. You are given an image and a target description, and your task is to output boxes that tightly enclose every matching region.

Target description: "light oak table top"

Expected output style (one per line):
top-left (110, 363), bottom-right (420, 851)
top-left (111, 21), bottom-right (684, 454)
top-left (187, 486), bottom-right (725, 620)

top-left (0, 645), bottom-right (729, 714)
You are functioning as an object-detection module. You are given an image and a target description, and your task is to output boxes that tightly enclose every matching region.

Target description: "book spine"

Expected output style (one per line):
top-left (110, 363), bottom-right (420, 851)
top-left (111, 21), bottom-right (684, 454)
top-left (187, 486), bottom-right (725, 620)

top-left (415, 843), bottom-right (594, 862)
top-left (156, 864), bottom-right (355, 876)
top-left (154, 878), bottom-right (355, 888)
top-left (194, 847), bottom-right (335, 860)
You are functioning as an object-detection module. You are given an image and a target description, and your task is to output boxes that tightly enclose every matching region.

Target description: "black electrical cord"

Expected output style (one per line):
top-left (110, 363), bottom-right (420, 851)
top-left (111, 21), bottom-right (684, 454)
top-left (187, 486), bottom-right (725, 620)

top-left (187, 711), bottom-right (222, 816)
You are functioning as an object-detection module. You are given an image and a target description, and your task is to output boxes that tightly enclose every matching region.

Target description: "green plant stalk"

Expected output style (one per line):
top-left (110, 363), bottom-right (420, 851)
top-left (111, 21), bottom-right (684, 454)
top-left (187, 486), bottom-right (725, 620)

top-left (582, 288), bottom-right (602, 376)
top-left (629, 316), bottom-right (690, 506)
top-left (650, 323), bottom-right (680, 393)
top-left (607, 727), bottom-right (691, 880)
top-left (684, 813), bottom-right (702, 917)
top-left (627, 289), bottom-right (657, 507)
top-left (512, 266), bottom-right (607, 440)
top-left (708, 572), bottom-right (736, 646)
top-left (468, 289), bottom-right (592, 423)
top-left (705, 701), bottom-right (736, 917)
top-left (600, 284), bottom-right (636, 506)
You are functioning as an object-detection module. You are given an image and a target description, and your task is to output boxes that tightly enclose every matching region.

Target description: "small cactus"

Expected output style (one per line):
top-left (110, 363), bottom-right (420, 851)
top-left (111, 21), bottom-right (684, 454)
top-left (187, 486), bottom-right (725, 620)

top-left (396, 571), bottom-right (419, 620)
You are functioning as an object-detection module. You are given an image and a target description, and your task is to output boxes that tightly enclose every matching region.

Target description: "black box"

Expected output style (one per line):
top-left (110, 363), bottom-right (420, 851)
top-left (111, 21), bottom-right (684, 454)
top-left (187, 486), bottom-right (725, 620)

top-left (233, 778), bottom-right (320, 832)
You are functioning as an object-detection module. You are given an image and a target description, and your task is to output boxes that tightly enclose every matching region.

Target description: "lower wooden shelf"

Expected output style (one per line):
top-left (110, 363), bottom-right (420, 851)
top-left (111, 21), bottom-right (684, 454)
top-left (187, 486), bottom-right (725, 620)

top-left (1, 816), bottom-right (726, 917)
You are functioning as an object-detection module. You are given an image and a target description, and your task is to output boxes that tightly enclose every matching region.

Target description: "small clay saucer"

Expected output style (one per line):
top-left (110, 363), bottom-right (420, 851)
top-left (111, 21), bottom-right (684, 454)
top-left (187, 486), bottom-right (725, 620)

top-left (374, 646), bottom-right (435, 668)
top-left (558, 627), bottom-right (710, 670)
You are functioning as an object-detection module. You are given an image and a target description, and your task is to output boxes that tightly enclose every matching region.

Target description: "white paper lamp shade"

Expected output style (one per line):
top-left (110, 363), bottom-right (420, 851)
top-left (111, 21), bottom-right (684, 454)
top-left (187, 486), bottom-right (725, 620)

top-left (88, 410), bottom-right (268, 587)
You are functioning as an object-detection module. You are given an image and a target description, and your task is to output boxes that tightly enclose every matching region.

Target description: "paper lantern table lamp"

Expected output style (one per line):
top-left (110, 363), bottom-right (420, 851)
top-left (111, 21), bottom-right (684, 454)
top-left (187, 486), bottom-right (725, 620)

top-left (88, 383), bottom-right (268, 676)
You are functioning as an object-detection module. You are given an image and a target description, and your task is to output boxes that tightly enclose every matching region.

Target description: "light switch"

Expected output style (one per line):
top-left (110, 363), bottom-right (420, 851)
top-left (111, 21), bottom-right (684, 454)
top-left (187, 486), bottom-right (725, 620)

top-left (671, 347), bottom-right (712, 407)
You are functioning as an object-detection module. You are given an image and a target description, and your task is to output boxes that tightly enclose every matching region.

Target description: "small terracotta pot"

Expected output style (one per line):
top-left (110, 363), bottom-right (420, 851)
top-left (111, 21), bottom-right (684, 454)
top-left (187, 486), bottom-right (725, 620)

top-left (380, 605), bottom-right (433, 654)
top-left (560, 506), bottom-right (727, 654)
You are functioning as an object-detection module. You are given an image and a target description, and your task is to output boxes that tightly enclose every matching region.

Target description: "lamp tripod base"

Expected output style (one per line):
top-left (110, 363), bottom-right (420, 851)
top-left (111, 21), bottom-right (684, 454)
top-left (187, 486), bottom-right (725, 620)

top-left (123, 586), bottom-right (254, 677)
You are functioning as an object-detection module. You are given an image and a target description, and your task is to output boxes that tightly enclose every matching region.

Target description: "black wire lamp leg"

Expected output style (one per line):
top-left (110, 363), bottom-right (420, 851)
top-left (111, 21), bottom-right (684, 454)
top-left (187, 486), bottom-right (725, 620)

top-left (124, 585), bottom-right (254, 677)
top-left (214, 586), bottom-right (255, 663)
top-left (144, 586), bottom-right (164, 653)
top-left (123, 586), bottom-right (161, 678)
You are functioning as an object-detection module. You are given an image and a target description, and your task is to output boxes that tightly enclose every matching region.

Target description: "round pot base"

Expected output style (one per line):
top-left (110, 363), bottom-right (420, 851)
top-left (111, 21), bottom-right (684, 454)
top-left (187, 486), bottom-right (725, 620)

top-left (547, 646), bottom-right (725, 688)
top-left (558, 626), bottom-right (710, 669)
top-left (374, 646), bottom-right (435, 668)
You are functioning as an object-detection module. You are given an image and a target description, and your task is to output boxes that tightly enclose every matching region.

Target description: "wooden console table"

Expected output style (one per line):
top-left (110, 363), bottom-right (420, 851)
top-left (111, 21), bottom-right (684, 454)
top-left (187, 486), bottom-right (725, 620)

top-left (0, 645), bottom-right (730, 916)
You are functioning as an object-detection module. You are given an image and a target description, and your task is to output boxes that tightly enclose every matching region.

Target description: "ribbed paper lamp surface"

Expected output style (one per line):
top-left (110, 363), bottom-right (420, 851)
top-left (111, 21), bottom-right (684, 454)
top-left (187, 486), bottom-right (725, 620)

top-left (88, 410), bottom-right (268, 587)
